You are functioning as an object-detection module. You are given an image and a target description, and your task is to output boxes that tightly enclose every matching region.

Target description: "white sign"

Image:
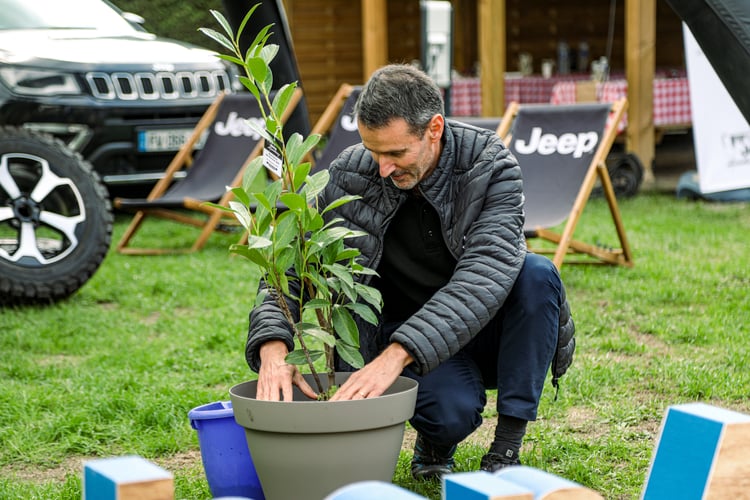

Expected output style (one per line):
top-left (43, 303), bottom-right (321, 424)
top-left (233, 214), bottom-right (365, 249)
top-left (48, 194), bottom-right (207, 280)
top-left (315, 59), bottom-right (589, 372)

top-left (422, 0), bottom-right (452, 88)
top-left (683, 24), bottom-right (750, 194)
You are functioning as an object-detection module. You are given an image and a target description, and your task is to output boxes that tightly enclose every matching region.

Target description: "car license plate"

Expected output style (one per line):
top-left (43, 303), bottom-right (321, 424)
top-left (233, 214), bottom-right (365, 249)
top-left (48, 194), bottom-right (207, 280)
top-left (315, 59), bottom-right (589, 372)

top-left (137, 128), bottom-right (206, 152)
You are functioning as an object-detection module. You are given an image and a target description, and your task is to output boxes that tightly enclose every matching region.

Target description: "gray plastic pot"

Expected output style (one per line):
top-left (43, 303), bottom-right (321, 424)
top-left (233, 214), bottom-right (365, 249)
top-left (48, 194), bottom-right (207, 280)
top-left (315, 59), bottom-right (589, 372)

top-left (229, 373), bottom-right (418, 500)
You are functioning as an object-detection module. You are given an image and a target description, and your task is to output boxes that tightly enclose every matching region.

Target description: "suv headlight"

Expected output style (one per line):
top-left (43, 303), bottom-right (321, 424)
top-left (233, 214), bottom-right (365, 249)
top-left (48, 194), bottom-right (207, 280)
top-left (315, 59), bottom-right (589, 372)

top-left (0, 67), bottom-right (81, 96)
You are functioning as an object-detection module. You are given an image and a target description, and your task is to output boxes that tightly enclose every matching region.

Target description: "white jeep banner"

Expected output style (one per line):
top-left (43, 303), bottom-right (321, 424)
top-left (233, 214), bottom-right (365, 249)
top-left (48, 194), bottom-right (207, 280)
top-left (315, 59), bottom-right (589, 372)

top-left (684, 23), bottom-right (750, 194)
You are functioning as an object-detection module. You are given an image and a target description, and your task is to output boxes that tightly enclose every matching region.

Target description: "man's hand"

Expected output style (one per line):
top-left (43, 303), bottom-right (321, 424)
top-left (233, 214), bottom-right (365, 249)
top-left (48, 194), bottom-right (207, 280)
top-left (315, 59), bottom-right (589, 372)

top-left (256, 341), bottom-right (318, 401)
top-left (329, 343), bottom-right (413, 401)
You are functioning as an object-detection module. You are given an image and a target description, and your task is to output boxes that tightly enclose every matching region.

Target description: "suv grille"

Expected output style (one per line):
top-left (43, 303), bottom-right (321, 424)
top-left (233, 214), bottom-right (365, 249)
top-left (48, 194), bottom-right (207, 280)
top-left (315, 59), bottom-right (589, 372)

top-left (84, 70), bottom-right (231, 100)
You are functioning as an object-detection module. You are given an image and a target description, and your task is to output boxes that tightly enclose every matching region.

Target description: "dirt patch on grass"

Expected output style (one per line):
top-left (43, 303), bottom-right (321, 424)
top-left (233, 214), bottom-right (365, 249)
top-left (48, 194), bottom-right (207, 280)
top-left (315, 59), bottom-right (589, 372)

top-left (2, 451), bottom-right (203, 484)
top-left (3, 456), bottom-right (91, 483)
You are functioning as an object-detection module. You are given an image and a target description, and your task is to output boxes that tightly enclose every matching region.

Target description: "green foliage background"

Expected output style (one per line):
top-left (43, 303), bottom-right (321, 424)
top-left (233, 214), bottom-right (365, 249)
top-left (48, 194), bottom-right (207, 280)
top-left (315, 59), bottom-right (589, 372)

top-left (115, 0), bottom-right (225, 47)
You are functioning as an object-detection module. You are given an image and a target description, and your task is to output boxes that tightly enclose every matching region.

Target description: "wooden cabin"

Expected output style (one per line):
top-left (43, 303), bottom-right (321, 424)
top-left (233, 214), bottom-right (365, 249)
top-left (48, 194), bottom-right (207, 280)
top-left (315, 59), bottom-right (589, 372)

top-left (282, 0), bottom-right (687, 183)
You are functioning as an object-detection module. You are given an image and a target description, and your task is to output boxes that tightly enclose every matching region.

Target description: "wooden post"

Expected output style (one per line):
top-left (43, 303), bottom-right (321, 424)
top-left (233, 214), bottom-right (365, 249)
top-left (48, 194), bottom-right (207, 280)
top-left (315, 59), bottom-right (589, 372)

top-left (361, 0), bottom-right (388, 81)
top-left (478, 0), bottom-right (506, 116)
top-left (625, 0), bottom-right (656, 186)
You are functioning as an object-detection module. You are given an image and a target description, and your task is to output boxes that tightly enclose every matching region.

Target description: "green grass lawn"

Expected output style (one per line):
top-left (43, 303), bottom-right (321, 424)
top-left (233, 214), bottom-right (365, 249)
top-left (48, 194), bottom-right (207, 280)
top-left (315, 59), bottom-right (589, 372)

top-left (1, 193), bottom-right (749, 499)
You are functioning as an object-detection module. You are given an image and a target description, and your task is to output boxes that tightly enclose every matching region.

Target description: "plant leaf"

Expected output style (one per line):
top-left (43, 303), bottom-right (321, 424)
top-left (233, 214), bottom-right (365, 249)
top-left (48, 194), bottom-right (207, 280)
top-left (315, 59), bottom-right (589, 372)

top-left (241, 78), bottom-right (262, 103)
top-left (236, 3), bottom-right (262, 41)
top-left (217, 54), bottom-right (244, 67)
top-left (292, 162), bottom-right (312, 192)
top-left (246, 57), bottom-right (268, 85)
top-left (298, 323), bottom-right (336, 347)
top-left (335, 248), bottom-right (360, 261)
top-left (251, 192), bottom-right (273, 213)
top-left (230, 185), bottom-right (251, 207)
top-left (275, 246), bottom-right (296, 275)
top-left (303, 169), bottom-right (330, 203)
top-left (335, 341), bottom-right (364, 369)
top-left (271, 83), bottom-right (296, 122)
top-left (302, 298), bottom-right (330, 311)
top-left (245, 234), bottom-right (273, 249)
top-left (287, 133), bottom-right (320, 168)
top-left (262, 178), bottom-right (284, 207)
top-left (230, 244), bottom-right (269, 268)
top-left (322, 194), bottom-right (361, 214)
top-left (228, 200), bottom-right (252, 230)
top-left (242, 156), bottom-right (266, 193)
top-left (279, 192), bottom-right (307, 212)
top-left (354, 283), bottom-right (383, 311)
top-left (274, 210), bottom-right (299, 249)
top-left (202, 201), bottom-right (233, 213)
top-left (254, 289), bottom-right (268, 309)
top-left (301, 270), bottom-right (329, 299)
top-left (337, 273), bottom-right (358, 304)
top-left (346, 302), bottom-right (379, 325)
top-left (198, 27), bottom-right (234, 52)
top-left (332, 306), bottom-right (358, 346)
top-left (305, 207), bottom-right (324, 232)
top-left (247, 23), bottom-right (273, 58)
top-left (209, 9), bottom-right (234, 38)
top-left (261, 44), bottom-right (280, 66)
top-left (286, 349), bottom-right (323, 366)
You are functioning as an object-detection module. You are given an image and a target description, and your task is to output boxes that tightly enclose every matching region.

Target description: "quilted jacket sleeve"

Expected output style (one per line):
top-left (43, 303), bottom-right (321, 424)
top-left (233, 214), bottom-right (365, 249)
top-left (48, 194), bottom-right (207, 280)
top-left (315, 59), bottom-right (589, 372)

top-left (244, 278), bottom-right (301, 373)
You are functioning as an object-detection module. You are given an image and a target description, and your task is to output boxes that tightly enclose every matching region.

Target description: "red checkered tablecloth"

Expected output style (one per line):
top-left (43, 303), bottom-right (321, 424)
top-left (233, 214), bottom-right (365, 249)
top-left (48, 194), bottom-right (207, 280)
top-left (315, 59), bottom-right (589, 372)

top-left (550, 78), bottom-right (692, 128)
top-left (449, 74), bottom-right (591, 116)
top-left (505, 74), bottom-right (590, 106)
top-left (449, 77), bottom-right (482, 116)
top-left (550, 81), bottom-right (582, 104)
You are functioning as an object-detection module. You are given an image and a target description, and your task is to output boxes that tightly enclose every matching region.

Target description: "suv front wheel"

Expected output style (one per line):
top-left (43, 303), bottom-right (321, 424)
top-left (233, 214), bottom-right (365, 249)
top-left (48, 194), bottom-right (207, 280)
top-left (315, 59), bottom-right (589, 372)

top-left (0, 127), bottom-right (113, 305)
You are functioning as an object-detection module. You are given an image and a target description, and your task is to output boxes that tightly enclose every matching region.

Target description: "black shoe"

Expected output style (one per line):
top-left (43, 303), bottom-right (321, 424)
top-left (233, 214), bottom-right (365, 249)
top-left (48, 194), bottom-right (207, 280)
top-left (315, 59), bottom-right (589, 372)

top-left (479, 448), bottom-right (521, 472)
top-left (410, 433), bottom-right (457, 480)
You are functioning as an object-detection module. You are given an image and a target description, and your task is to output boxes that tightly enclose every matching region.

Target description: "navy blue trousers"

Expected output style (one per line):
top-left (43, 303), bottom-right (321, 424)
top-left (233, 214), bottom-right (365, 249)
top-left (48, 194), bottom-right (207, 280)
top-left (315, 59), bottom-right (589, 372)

top-left (393, 253), bottom-right (562, 448)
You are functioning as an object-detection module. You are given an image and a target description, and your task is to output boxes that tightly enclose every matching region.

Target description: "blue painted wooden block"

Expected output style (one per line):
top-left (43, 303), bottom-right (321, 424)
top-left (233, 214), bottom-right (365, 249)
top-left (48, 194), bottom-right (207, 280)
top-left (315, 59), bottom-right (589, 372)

top-left (643, 402), bottom-right (750, 499)
top-left (442, 471), bottom-right (532, 500)
top-left (495, 466), bottom-right (603, 499)
top-left (83, 455), bottom-right (173, 500)
top-left (323, 480), bottom-right (426, 499)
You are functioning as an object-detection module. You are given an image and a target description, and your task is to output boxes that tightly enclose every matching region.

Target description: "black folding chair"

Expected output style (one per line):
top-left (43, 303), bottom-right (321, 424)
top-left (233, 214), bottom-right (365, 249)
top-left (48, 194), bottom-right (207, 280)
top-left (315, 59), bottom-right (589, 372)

top-left (114, 89), bottom-right (302, 254)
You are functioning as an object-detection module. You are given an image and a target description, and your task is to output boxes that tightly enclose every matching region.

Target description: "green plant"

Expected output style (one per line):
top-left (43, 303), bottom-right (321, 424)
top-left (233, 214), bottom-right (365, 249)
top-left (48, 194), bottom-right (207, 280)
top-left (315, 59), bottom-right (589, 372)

top-left (199, 5), bottom-right (382, 398)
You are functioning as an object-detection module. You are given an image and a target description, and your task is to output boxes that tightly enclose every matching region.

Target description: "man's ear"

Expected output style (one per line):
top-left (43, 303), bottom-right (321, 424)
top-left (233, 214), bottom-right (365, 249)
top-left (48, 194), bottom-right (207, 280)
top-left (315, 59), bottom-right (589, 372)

top-left (428, 114), bottom-right (444, 142)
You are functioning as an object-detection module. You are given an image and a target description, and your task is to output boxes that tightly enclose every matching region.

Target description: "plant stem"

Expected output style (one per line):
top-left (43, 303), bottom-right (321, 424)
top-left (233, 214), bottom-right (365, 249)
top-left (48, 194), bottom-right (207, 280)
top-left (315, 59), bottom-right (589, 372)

top-left (272, 286), bottom-right (325, 395)
top-left (304, 277), bottom-right (337, 390)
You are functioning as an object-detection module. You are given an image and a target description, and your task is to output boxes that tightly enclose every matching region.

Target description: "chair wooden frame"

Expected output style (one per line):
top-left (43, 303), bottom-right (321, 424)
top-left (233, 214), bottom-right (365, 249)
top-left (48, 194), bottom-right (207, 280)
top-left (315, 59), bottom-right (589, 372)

top-left (114, 88), bottom-right (303, 255)
top-left (310, 83), bottom-right (355, 137)
top-left (497, 97), bottom-right (634, 268)
top-left (304, 83), bottom-right (361, 174)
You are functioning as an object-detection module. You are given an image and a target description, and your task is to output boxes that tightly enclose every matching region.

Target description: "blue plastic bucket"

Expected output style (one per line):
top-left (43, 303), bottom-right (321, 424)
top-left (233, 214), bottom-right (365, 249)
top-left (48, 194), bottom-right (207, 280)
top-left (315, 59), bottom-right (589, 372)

top-left (188, 401), bottom-right (264, 500)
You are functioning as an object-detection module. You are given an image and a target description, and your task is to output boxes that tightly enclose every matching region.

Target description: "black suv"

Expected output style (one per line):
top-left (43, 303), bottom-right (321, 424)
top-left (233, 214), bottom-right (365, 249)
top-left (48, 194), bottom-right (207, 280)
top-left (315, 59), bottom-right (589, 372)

top-left (0, 0), bottom-right (238, 190)
top-left (0, 0), bottom-right (237, 304)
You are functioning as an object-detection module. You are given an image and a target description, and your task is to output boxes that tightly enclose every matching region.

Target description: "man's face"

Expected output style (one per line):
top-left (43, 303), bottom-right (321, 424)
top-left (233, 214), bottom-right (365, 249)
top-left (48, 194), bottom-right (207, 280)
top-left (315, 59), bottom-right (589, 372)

top-left (358, 114), bottom-right (444, 190)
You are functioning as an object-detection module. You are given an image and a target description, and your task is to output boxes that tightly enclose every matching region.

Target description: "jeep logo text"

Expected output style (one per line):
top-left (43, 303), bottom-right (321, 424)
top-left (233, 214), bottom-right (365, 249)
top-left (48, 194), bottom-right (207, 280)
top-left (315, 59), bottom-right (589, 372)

top-left (214, 113), bottom-right (264, 140)
top-left (514, 127), bottom-right (598, 158)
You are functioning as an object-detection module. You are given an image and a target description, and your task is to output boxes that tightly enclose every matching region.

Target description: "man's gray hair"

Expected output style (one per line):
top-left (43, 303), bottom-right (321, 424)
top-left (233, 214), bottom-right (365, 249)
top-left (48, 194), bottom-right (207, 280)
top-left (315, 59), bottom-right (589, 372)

top-left (354, 64), bottom-right (445, 137)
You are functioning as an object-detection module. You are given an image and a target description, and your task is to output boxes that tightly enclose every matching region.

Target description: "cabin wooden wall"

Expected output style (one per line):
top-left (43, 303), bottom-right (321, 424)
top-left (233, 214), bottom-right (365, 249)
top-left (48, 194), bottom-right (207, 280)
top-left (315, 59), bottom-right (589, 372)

top-left (282, 0), bottom-right (363, 123)
top-left (498, 0), bottom-right (684, 76)
top-left (283, 0), bottom-right (685, 123)
top-left (283, 0), bottom-right (423, 122)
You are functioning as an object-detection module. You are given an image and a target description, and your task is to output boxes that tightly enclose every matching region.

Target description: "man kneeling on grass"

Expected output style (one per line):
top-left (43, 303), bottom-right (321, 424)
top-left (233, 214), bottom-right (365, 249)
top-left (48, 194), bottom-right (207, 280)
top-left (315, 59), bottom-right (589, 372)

top-left (245, 63), bottom-right (576, 479)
